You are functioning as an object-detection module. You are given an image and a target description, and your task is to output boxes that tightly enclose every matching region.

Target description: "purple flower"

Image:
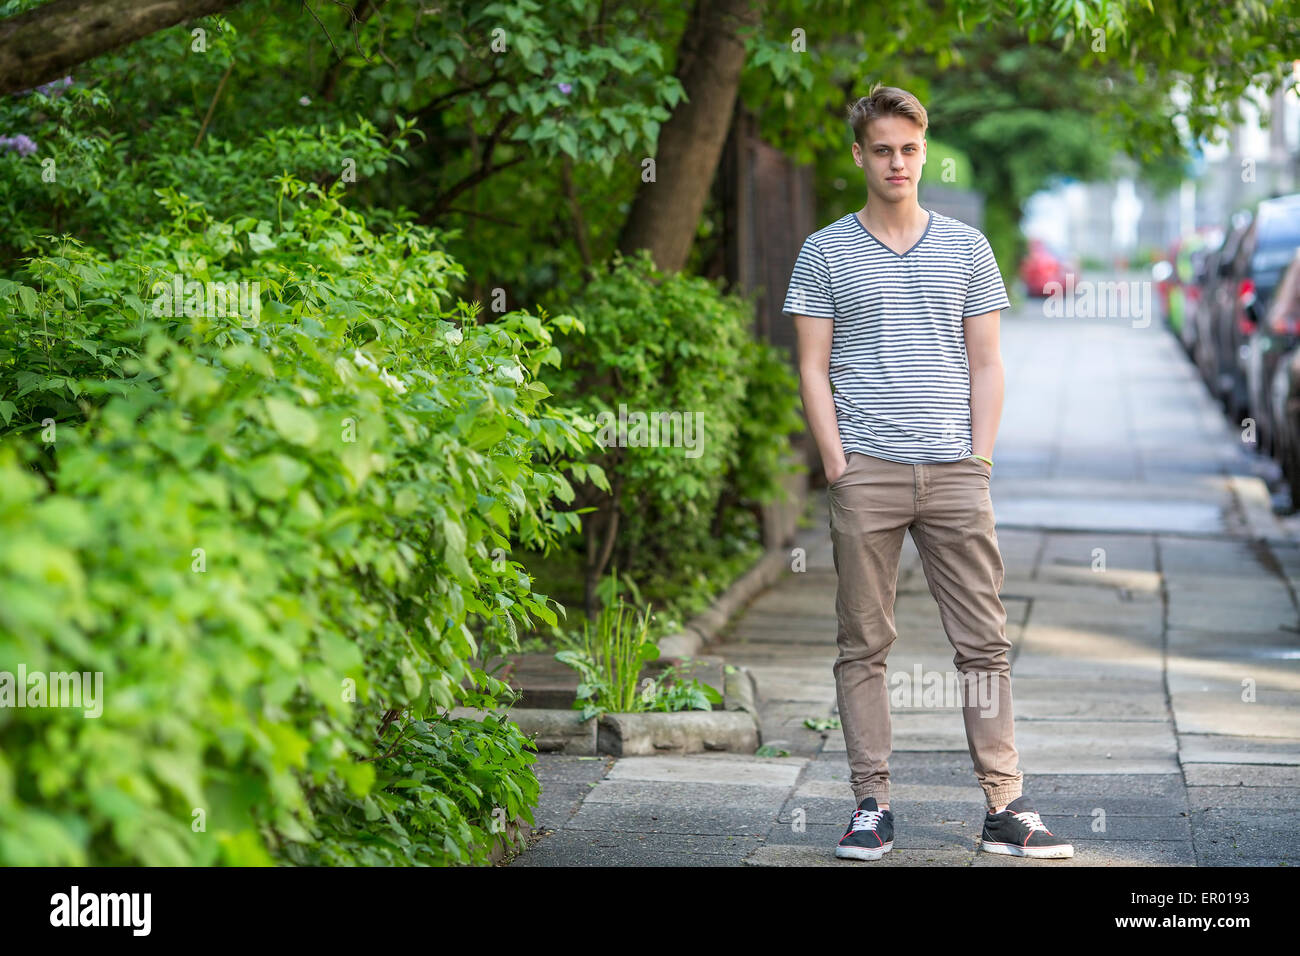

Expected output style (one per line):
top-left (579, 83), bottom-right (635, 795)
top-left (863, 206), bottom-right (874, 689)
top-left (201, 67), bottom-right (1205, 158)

top-left (556, 82), bottom-right (572, 95)
top-left (0, 134), bottom-right (37, 157)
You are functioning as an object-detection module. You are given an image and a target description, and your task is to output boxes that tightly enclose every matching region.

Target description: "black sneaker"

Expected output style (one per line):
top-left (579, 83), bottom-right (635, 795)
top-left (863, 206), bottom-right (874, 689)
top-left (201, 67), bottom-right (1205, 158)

top-left (979, 795), bottom-right (1074, 859)
top-left (834, 796), bottom-right (894, 860)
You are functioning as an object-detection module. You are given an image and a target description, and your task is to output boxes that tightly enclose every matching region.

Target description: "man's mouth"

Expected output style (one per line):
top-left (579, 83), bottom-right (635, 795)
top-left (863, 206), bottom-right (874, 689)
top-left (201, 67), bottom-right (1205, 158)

top-left (887, 176), bottom-right (907, 183)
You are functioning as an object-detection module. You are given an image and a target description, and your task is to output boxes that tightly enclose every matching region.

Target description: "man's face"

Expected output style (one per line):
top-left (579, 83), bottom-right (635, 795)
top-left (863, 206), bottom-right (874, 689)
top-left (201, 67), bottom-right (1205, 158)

top-left (852, 115), bottom-right (926, 203)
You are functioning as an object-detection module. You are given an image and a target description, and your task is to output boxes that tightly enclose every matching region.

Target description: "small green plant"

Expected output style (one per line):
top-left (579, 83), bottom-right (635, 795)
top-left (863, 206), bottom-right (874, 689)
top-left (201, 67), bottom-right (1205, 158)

top-left (555, 569), bottom-right (660, 719)
top-left (755, 744), bottom-right (791, 758)
top-left (804, 717), bottom-right (842, 731)
top-left (641, 663), bottom-right (723, 713)
top-left (555, 570), bottom-right (722, 717)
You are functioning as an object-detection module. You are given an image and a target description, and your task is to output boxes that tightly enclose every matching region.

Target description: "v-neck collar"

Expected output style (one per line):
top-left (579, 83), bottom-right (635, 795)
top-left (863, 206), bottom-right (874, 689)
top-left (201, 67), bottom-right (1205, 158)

top-left (852, 208), bottom-right (934, 258)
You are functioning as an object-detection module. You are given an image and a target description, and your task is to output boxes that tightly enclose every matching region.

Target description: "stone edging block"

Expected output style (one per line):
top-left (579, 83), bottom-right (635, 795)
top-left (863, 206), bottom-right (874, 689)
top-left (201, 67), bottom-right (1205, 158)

top-left (596, 710), bottom-right (760, 756)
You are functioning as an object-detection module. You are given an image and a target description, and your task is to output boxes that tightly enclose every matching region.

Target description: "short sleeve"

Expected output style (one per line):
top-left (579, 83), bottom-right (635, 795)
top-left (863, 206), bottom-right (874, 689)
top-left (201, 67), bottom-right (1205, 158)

top-left (782, 237), bottom-right (835, 318)
top-left (963, 232), bottom-right (1011, 317)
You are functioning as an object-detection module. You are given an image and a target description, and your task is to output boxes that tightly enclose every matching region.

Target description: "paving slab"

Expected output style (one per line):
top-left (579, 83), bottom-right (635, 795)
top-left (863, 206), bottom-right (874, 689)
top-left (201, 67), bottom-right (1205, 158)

top-left (791, 779), bottom-right (983, 803)
top-left (579, 780), bottom-right (792, 810)
top-left (969, 841), bottom-right (1197, 866)
top-left (1010, 652), bottom-right (1167, 681)
top-left (1038, 534), bottom-right (1159, 573)
top-left (1184, 785), bottom-right (1300, 811)
top-left (745, 844), bottom-right (976, 866)
top-left (1011, 678), bottom-right (1169, 720)
top-left (766, 822), bottom-right (975, 851)
top-left (522, 825), bottom-right (766, 857)
top-left (511, 835), bottom-right (747, 867)
top-left (1166, 628), bottom-right (1300, 665)
top-left (778, 797), bottom-right (985, 827)
top-left (1011, 772), bottom-right (1186, 798)
top-left (797, 749), bottom-right (973, 782)
top-left (1168, 683), bottom-right (1300, 737)
top-left (1167, 597), bottom-right (1297, 633)
top-left (1189, 809), bottom-right (1300, 862)
top-left (994, 496), bottom-right (1224, 536)
top-left (1019, 621), bottom-right (1165, 653)
top-left (603, 754), bottom-right (805, 788)
top-left (1167, 655), bottom-right (1300, 690)
top-left (736, 670), bottom-right (837, 704)
top-left (522, 754), bottom-right (617, 834)
top-left (1024, 816), bottom-right (1193, 842)
top-left (1013, 720), bottom-right (1181, 774)
top-left (1182, 764), bottom-right (1300, 786)
top-left (1178, 734), bottom-right (1300, 764)
top-left (561, 802), bottom-right (784, 836)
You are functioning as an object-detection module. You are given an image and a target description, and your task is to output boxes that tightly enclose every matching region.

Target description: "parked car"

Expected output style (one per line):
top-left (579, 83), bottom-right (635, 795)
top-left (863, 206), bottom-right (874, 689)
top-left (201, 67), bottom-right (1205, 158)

top-left (1192, 210), bottom-right (1254, 413)
top-left (1019, 239), bottom-right (1074, 297)
top-left (1268, 251), bottom-right (1300, 502)
top-left (1237, 194), bottom-right (1300, 454)
top-left (1182, 238), bottom-right (1219, 358)
top-left (1180, 235), bottom-right (1221, 360)
top-left (1154, 227), bottom-right (1221, 356)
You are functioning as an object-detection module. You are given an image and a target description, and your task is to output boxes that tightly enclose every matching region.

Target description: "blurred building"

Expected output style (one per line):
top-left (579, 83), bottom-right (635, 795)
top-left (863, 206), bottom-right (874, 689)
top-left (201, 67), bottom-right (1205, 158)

top-left (1023, 79), bottom-right (1300, 265)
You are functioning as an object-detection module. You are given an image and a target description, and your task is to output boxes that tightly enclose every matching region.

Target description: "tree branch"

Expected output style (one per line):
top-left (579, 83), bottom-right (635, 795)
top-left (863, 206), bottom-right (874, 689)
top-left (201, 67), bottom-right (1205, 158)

top-left (0, 0), bottom-right (249, 97)
top-left (318, 0), bottom-right (383, 99)
top-left (561, 155), bottom-right (594, 281)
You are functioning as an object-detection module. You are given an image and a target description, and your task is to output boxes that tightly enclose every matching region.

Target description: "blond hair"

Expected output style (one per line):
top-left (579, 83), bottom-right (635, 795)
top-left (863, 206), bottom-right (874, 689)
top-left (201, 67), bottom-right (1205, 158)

top-left (847, 83), bottom-right (929, 145)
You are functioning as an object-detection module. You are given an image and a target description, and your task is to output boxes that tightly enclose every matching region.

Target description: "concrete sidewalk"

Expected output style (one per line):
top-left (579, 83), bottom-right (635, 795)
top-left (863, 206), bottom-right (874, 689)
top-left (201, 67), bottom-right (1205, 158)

top-left (507, 293), bottom-right (1300, 867)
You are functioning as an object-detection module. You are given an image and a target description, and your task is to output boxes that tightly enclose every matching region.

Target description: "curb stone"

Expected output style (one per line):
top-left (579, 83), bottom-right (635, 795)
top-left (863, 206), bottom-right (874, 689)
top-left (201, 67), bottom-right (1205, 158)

top-left (596, 710), bottom-right (761, 755)
top-left (484, 816), bottom-right (530, 864)
top-left (658, 547), bottom-right (793, 659)
top-left (1226, 474), bottom-right (1293, 544)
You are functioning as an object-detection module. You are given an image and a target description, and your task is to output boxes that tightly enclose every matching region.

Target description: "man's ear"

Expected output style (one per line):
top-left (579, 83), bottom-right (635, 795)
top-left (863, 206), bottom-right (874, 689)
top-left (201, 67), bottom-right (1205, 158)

top-left (852, 140), bottom-right (862, 167)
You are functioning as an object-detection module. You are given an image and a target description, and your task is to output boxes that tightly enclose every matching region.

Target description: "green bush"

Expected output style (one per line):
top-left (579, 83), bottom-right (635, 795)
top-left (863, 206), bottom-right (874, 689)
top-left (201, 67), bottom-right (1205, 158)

top-left (0, 175), bottom-right (601, 865)
top-left (538, 249), bottom-right (803, 616)
top-left (0, 75), bottom-right (422, 261)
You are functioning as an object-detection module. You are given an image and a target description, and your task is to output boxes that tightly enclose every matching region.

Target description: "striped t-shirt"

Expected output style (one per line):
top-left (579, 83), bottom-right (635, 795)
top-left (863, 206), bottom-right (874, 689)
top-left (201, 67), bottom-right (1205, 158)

top-left (781, 208), bottom-right (1010, 464)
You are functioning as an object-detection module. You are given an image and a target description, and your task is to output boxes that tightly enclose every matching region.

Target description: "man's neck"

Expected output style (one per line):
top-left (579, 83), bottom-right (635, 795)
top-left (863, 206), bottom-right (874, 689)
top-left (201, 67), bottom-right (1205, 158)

top-left (858, 199), bottom-right (927, 237)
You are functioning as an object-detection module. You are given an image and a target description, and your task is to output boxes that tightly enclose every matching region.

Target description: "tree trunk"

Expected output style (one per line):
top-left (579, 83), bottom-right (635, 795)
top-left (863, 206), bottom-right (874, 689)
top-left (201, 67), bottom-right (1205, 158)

top-left (615, 0), bottom-right (760, 274)
top-left (583, 471), bottom-right (622, 619)
top-left (0, 0), bottom-right (248, 97)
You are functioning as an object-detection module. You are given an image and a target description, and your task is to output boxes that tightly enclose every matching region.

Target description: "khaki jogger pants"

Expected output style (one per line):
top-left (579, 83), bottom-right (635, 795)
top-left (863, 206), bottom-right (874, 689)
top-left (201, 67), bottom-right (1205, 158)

top-left (828, 451), bottom-right (1024, 811)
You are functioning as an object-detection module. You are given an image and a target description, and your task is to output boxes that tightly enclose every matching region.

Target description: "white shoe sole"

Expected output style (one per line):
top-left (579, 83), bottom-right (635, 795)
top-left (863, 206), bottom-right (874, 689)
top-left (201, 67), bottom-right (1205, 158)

top-left (835, 841), bottom-right (893, 861)
top-left (980, 840), bottom-right (1074, 859)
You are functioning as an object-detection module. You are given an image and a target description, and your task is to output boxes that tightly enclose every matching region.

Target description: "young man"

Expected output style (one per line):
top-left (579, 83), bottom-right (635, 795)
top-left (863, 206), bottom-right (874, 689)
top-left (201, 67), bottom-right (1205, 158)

top-left (782, 84), bottom-right (1073, 861)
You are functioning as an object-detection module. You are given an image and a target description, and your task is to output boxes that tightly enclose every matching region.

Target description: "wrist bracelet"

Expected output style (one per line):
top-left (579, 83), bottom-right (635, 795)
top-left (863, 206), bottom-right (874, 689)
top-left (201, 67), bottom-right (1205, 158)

top-left (972, 454), bottom-right (993, 467)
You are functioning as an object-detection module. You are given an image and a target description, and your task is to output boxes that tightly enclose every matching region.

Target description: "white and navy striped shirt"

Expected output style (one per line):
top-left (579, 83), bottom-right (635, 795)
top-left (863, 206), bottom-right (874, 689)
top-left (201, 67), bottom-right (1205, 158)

top-left (781, 208), bottom-right (1009, 463)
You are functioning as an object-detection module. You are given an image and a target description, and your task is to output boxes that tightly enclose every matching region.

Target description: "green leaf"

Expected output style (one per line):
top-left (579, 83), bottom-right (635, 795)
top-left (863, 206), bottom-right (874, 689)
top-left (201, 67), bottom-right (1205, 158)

top-left (441, 517), bottom-right (474, 583)
top-left (248, 232), bottom-right (277, 253)
top-left (16, 286), bottom-right (38, 316)
top-left (246, 453), bottom-right (309, 501)
top-left (399, 657), bottom-right (422, 700)
top-left (264, 396), bottom-right (319, 447)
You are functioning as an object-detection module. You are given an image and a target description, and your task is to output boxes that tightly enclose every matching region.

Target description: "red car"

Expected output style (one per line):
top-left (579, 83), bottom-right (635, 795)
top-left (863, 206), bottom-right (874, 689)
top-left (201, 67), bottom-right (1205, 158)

top-left (1019, 239), bottom-right (1074, 297)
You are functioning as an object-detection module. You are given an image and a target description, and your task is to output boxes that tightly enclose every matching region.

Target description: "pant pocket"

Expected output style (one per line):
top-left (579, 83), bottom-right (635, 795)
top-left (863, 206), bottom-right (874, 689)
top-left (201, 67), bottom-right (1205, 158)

top-left (829, 452), bottom-right (857, 489)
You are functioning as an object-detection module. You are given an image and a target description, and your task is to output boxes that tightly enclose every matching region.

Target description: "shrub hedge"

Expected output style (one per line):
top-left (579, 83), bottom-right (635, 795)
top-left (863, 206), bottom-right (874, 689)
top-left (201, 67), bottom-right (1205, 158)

top-left (0, 176), bottom-right (597, 865)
